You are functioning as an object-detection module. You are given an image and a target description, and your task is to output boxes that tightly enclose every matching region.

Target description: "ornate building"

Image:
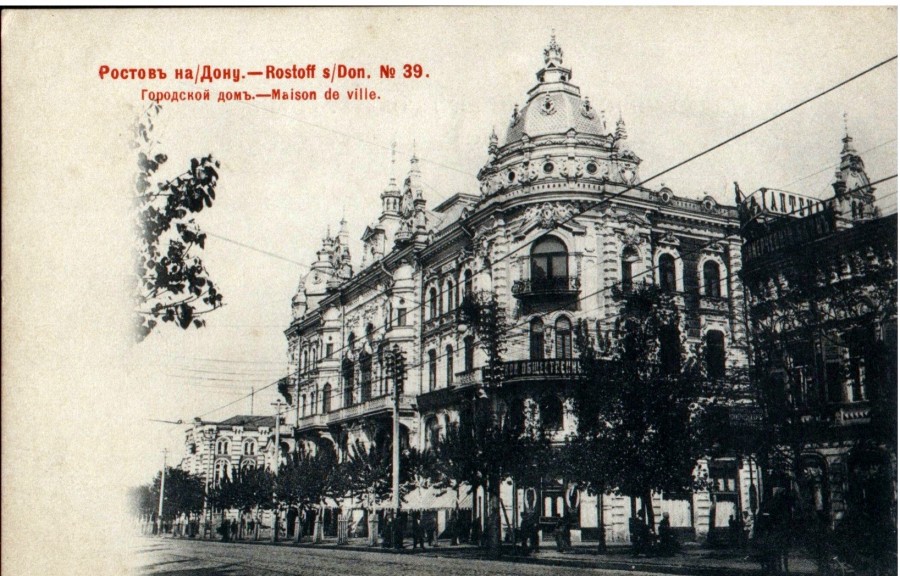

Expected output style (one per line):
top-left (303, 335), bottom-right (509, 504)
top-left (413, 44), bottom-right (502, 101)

top-left (180, 415), bottom-right (288, 487)
top-left (738, 130), bottom-right (897, 534)
top-left (284, 35), bottom-right (754, 543)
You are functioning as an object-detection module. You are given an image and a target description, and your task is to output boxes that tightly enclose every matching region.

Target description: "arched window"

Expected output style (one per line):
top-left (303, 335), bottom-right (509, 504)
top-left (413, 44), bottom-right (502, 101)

top-left (360, 351), bottom-right (372, 402)
top-left (322, 383), bottom-right (332, 413)
top-left (531, 237), bottom-right (568, 289)
top-left (659, 325), bottom-right (681, 375)
top-left (214, 459), bottom-right (230, 484)
top-left (530, 318), bottom-right (545, 360)
top-left (705, 330), bottom-right (726, 379)
top-left (540, 395), bottom-right (564, 430)
top-left (446, 280), bottom-right (455, 312)
top-left (301, 394), bottom-right (307, 417)
top-left (446, 345), bottom-right (454, 386)
top-left (555, 316), bottom-right (572, 359)
top-left (243, 440), bottom-right (256, 455)
top-left (464, 335), bottom-right (475, 372)
top-left (463, 269), bottom-right (473, 297)
top-left (621, 246), bottom-right (639, 292)
top-left (508, 397), bottom-right (526, 433)
top-left (311, 389), bottom-right (318, 414)
top-left (302, 350), bottom-right (308, 372)
top-left (429, 287), bottom-right (438, 319)
top-left (342, 358), bottom-right (354, 407)
top-left (348, 332), bottom-right (356, 350)
top-left (216, 439), bottom-right (230, 455)
top-left (703, 260), bottom-right (722, 298)
top-left (659, 253), bottom-right (677, 292)
top-left (425, 417), bottom-right (440, 450)
top-left (428, 350), bottom-right (437, 391)
top-left (240, 458), bottom-right (256, 473)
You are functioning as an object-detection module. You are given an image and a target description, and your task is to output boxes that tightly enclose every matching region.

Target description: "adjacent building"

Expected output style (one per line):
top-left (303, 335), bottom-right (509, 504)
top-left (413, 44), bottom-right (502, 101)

top-left (738, 130), bottom-right (897, 531)
top-left (180, 414), bottom-right (290, 487)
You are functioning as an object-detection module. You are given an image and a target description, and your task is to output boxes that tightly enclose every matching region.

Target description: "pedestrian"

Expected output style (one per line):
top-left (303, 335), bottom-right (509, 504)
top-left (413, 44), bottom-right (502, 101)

top-left (630, 512), bottom-right (641, 556)
top-left (658, 512), bottom-right (677, 555)
top-left (231, 519), bottom-right (238, 541)
top-left (423, 513), bottom-right (436, 547)
top-left (219, 519), bottom-right (229, 542)
top-left (553, 519), bottom-right (566, 552)
top-left (412, 512), bottom-right (425, 550)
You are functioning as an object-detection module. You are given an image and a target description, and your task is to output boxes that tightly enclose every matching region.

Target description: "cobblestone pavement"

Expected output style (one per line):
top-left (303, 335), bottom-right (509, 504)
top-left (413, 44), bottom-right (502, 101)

top-left (130, 536), bottom-right (820, 576)
top-left (131, 538), bottom-right (679, 576)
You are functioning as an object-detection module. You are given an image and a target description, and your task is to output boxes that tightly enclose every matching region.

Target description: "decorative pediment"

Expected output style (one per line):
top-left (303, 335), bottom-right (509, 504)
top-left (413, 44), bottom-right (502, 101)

top-left (615, 211), bottom-right (651, 227)
top-left (361, 225), bottom-right (383, 242)
top-left (511, 202), bottom-right (588, 239)
top-left (658, 231), bottom-right (681, 247)
top-left (701, 241), bottom-right (726, 255)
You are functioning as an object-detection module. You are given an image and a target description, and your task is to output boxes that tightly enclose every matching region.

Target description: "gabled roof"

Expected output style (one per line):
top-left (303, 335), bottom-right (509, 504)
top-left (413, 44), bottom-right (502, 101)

top-left (214, 415), bottom-right (275, 428)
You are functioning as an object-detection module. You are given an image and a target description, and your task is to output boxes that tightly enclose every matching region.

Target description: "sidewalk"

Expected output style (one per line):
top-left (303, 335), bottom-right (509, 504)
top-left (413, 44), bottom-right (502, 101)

top-left (178, 534), bottom-right (819, 575)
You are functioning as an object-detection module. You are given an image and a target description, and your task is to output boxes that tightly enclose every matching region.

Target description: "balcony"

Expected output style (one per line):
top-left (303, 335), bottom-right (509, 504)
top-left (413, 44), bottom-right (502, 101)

top-left (512, 276), bottom-right (580, 298)
top-left (295, 412), bottom-right (329, 432)
top-left (329, 393), bottom-right (416, 424)
top-left (423, 311), bottom-right (457, 336)
top-left (699, 296), bottom-right (729, 314)
top-left (455, 368), bottom-right (483, 387)
top-left (501, 359), bottom-right (583, 382)
top-left (835, 403), bottom-right (871, 425)
top-left (512, 276), bottom-right (581, 313)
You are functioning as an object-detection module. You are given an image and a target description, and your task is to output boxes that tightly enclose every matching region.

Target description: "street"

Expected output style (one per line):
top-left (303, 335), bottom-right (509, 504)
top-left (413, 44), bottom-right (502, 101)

top-left (131, 538), bottom-right (678, 576)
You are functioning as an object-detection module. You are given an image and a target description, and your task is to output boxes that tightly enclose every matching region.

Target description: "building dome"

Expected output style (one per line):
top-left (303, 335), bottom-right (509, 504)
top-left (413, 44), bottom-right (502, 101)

top-left (504, 34), bottom-right (606, 145)
top-left (478, 33), bottom-right (638, 197)
top-left (506, 91), bottom-right (606, 145)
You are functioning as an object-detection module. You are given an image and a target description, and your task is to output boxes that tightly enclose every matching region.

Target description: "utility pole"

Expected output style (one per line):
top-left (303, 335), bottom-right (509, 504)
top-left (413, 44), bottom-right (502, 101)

top-left (250, 386), bottom-right (255, 415)
top-left (390, 347), bottom-right (406, 549)
top-left (157, 449), bottom-right (167, 536)
top-left (271, 400), bottom-right (285, 543)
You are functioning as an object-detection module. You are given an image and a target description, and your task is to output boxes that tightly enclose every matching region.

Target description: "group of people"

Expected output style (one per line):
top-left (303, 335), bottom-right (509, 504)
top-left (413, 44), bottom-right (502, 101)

top-left (217, 517), bottom-right (259, 541)
top-left (380, 511), bottom-right (439, 550)
top-left (630, 510), bottom-right (679, 557)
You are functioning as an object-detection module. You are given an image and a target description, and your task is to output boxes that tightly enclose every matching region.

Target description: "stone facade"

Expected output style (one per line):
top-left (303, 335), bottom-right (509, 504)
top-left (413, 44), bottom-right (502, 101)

top-left (738, 132), bottom-right (897, 529)
top-left (180, 415), bottom-right (290, 487)
top-left (283, 36), bottom-right (754, 542)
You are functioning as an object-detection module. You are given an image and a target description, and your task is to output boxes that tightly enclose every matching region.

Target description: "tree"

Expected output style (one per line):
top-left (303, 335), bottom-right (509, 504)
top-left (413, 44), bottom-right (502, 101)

top-left (432, 291), bottom-right (551, 557)
top-left (208, 465), bottom-right (275, 540)
top-left (275, 443), bottom-right (342, 543)
top-left (137, 467), bottom-right (205, 534)
top-left (132, 104), bottom-right (223, 340)
top-left (127, 483), bottom-right (157, 524)
top-left (572, 284), bottom-right (706, 532)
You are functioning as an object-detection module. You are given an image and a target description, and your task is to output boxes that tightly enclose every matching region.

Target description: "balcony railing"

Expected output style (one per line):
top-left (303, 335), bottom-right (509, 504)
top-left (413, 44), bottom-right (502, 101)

top-left (502, 359), bottom-right (582, 379)
top-left (330, 393), bottom-right (415, 423)
top-left (836, 403), bottom-right (871, 425)
top-left (454, 368), bottom-right (482, 386)
top-left (295, 413), bottom-right (329, 431)
top-left (512, 276), bottom-right (580, 298)
top-left (699, 296), bottom-right (729, 313)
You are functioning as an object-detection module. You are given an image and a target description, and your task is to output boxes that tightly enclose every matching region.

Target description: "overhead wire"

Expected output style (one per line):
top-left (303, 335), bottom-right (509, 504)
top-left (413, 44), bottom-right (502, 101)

top-left (185, 55), bottom-right (897, 424)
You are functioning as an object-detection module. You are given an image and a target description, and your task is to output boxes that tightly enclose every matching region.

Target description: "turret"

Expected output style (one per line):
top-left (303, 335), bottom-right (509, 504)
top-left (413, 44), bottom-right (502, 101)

top-left (831, 116), bottom-right (878, 227)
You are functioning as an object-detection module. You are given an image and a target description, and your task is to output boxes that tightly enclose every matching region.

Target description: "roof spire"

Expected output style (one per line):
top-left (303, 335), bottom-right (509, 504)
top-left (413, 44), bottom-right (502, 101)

top-left (544, 30), bottom-right (564, 66)
top-left (615, 113), bottom-right (627, 142)
top-left (841, 112), bottom-right (857, 156)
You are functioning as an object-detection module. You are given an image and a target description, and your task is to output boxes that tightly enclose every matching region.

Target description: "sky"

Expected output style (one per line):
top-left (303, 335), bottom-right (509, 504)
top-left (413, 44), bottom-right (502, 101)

top-left (2, 7), bottom-right (896, 575)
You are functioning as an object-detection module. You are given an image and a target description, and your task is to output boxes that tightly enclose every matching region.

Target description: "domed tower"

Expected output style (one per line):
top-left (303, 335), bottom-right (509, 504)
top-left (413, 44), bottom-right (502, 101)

top-left (832, 117), bottom-right (879, 227)
top-left (477, 33), bottom-right (641, 198)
